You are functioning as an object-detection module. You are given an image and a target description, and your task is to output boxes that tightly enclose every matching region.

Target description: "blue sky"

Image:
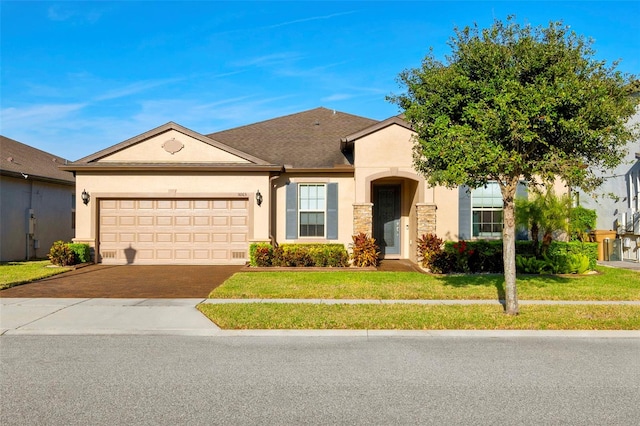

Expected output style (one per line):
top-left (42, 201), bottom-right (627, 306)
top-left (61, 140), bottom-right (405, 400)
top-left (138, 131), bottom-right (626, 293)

top-left (2, 1), bottom-right (639, 161)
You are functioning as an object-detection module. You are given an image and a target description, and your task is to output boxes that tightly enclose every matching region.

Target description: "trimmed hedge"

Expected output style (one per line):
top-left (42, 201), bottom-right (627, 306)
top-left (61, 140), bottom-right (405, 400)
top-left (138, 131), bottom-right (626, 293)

top-left (433, 240), bottom-right (597, 274)
top-left (248, 243), bottom-right (349, 267)
top-left (68, 243), bottom-right (91, 264)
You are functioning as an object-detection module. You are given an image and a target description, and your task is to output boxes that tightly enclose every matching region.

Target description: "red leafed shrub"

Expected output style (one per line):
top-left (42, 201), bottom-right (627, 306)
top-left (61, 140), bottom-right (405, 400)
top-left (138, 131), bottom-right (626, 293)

top-left (416, 233), bottom-right (444, 269)
top-left (350, 233), bottom-right (380, 267)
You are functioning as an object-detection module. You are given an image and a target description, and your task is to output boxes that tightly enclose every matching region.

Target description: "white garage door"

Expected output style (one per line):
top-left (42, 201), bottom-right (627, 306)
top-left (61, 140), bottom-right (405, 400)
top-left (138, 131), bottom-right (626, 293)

top-left (99, 198), bottom-right (249, 264)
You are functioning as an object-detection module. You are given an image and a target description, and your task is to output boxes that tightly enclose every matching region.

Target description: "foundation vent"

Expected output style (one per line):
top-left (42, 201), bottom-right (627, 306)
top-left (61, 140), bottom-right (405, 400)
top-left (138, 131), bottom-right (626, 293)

top-left (231, 251), bottom-right (246, 260)
top-left (101, 250), bottom-right (117, 259)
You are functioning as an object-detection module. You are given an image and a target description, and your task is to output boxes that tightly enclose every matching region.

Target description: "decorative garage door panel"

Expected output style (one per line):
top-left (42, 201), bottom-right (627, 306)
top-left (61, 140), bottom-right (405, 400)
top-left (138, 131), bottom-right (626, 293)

top-left (99, 199), bottom-right (248, 264)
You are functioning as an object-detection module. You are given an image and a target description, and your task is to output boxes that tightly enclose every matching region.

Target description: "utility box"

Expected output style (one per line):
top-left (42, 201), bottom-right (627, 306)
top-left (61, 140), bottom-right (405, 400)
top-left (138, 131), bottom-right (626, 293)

top-left (590, 230), bottom-right (617, 261)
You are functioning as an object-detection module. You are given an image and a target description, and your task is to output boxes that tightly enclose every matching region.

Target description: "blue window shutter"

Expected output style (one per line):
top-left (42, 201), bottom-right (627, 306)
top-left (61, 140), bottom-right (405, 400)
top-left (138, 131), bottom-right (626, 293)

top-left (286, 183), bottom-right (298, 239)
top-left (458, 185), bottom-right (471, 240)
top-left (516, 181), bottom-right (529, 240)
top-left (326, 183), bottom-right (338, 239)
top-left (516, 181), bottom-right (528, 199)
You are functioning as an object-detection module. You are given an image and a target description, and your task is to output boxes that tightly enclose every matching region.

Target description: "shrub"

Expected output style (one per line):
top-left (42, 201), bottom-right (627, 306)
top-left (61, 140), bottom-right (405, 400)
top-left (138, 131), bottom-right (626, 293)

top-left (249, 243), bottom-right (273, 267)
top-left (306, 244), bottom-right (349, 267)
top-left (416, 233), bottom-right (444, 269)
top-left (48, 240), bottom-right (75, 266)
top-left (430, 251), bottom-right (456, 274)
top-left (260, 243), bottom-right (348, 267)
top-left (516, 255), bottom-right (545, 274)
top-left (68, 243), bottom-right (91, 264)
top-left (567, 253), bottom-right (590, 274)
top-left (569, 206), bottom-right (597, 242)
top-left (547, 241), bottom-right (598, 271)
top-left (466, 240), bottom-right (503, 273)
top-left (350, 233), bottom-right (380, 267)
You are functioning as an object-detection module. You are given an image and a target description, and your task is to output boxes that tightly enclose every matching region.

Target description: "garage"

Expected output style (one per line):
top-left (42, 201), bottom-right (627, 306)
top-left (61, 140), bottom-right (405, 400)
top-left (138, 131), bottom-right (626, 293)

top-left (98, 198), bottom-right (249, 265)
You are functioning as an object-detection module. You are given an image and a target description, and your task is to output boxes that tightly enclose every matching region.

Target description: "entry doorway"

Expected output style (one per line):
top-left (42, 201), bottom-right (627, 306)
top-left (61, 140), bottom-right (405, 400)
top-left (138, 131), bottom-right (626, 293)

top-left (373, 185), bottom-right (401, 256)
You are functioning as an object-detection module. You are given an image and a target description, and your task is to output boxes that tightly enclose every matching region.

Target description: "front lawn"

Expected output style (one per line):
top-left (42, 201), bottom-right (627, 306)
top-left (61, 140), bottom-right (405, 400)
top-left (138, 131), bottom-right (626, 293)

top-left (0, 260), bottom-right (71, 290)
top-left (198, 303), bottom-right (640, 330)
top-left (209, 266), bottom-right (640, 301)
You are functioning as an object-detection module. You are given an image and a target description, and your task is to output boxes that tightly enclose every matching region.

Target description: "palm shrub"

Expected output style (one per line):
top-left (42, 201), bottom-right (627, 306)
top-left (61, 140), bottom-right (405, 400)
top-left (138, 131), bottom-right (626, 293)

top-left (350, 233), bottom-right (380, 267)
top-left (516, 186), bottom-right (571, 255)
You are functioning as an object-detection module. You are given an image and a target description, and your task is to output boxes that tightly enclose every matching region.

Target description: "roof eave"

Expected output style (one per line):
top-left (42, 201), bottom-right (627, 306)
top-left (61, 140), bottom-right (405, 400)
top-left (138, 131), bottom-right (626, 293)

top-left (283, 165), bottom-right (354, 173)
top-left (1, 170), bottom-right (75, 186)
top-left (342, 116), bottom-right (414, 144)
top-left (59, 163), bottom-right (284, 173)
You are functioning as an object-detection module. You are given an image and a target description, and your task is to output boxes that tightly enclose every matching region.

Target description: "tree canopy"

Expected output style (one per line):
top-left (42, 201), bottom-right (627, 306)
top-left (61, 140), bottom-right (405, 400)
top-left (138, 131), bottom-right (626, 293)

top-left (389, 17), bottom-right (638, 314)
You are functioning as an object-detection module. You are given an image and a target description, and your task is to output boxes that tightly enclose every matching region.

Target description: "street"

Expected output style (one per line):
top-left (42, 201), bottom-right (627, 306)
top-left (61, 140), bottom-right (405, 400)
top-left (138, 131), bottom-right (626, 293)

top-left (1, 336), bottom-right (639, 425)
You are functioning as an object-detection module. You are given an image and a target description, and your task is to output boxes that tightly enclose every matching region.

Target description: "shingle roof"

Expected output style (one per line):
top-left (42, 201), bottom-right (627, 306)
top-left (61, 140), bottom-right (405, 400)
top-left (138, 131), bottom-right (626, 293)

top-left (207, 107), bottom-right (378, 168)
top-left (0, 136), bottom-right (75, 184)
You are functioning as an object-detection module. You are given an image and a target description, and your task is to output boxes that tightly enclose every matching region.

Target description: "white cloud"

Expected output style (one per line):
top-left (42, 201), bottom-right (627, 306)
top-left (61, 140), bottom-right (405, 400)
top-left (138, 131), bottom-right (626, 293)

top-left (265, 11), bottom-right (357, 29)
top-left (95, 78), bottom-right (185, 101)
top-left (321, 93), bottom-right (354, 102)
top-left (47, 5), bottom-right (103, 23)
top-left (1, 103), bottom-right (87, 130)
top-left (232, 52), bottom-right (304, 68)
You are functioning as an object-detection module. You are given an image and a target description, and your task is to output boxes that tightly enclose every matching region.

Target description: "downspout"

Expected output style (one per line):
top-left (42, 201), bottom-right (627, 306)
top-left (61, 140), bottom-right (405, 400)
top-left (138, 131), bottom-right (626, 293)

top-left (25, 178), bottom-right (33, 260)
top-left (269, 174), bottom-right (280, 246)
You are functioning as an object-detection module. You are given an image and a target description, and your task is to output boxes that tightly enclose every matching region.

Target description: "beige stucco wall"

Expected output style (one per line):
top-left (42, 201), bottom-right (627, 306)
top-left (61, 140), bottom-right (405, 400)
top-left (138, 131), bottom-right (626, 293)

top-left (353, 125), bottom-right (418, 202)
top-left (272, 172), bottom-right (355, 249)
top-left (0, 176), bottom-right (74, 261)
top-left (74, 172), bottom-right (271, 247)
top-left (98, 129), bottom-right (250, 163)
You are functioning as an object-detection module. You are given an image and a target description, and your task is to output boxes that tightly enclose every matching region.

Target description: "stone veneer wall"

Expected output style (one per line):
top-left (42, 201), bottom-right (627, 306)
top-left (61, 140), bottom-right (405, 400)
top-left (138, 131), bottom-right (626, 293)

top-left (353, 203), bottom-right (373, 236)
top-left (416, 203), bottom-right (437, 237)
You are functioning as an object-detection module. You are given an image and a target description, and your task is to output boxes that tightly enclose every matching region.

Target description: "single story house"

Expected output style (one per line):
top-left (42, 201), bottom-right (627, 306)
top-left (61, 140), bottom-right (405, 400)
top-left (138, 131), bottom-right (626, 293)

top-left (1, 136), bottom-right (75, 261)
top-left (62, 107), bottom-right (526, 265)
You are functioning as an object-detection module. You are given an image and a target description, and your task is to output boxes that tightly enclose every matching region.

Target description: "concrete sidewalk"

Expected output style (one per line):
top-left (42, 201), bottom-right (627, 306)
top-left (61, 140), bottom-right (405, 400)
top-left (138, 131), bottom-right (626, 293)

top-left (2, 297), bottom-right (639, 337)
top-left (0, 298), bottom-right (218, 336)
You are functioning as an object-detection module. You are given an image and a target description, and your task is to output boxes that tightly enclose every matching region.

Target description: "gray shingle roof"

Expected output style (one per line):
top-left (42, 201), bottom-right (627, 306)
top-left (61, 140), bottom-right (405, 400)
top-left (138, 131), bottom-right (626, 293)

top-left (0, 135), bottom-right (74, 184)
top-left (208, 107), bottom-right (378, 168)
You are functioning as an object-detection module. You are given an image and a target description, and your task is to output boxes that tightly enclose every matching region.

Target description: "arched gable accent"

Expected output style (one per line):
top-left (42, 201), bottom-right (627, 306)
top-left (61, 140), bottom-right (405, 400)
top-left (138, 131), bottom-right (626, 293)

top-left (364, 169), bottom-right (424, 203)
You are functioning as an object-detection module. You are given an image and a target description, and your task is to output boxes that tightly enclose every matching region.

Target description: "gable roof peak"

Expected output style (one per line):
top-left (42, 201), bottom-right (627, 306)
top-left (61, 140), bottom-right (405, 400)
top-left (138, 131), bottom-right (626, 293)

top-left (73, 121), bottom-right (272, 165)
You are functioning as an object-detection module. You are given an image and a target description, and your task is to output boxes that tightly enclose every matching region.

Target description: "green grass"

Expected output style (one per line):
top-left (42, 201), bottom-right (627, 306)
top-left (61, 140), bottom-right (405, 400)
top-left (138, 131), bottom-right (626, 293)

top-left (0, 260), bottom-right (71, 290)
top-left (209, 266), bottom-right (640, 301)
top-left (198, 303), bottom-right (640, 330)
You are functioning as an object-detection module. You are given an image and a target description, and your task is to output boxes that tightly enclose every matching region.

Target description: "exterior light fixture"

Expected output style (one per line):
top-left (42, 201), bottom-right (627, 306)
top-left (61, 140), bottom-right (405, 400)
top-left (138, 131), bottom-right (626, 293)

top-left (256, 190), bottom-right (263, 206)
top-left (81, 189), bottom-right (90, 205)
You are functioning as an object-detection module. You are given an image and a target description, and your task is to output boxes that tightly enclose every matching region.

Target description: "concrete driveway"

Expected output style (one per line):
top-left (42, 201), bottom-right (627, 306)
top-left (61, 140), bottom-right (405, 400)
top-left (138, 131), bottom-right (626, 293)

top-left (0, 264), bottom-right (243, 298)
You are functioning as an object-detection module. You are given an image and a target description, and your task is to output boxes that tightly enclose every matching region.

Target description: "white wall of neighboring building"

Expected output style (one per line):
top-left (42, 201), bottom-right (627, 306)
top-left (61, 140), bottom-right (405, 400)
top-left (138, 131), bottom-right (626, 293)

top-left (575, 107), bottom-right (640, 261)
top-left (0, 176), bottom-right (74, 261)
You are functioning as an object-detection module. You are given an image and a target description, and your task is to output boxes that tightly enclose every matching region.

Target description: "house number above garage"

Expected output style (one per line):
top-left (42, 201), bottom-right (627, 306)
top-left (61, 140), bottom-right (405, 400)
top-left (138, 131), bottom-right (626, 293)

top-left (162, 138), bottom-right (184, 154)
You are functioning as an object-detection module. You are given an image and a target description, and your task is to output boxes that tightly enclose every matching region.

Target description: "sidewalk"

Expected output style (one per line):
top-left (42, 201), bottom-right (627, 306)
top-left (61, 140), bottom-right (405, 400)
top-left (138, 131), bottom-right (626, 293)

top-left (2, 297), bottom-right (639, 337)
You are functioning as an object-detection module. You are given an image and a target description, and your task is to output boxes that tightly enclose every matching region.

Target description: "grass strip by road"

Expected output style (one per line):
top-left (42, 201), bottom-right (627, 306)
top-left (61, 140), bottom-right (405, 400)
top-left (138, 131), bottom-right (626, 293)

top-left (198, 303), bottom-right (640, 330)
top-left (0, 260), bottom-right (71, 290)
top-left (209, 266), bottom-right (640, 301)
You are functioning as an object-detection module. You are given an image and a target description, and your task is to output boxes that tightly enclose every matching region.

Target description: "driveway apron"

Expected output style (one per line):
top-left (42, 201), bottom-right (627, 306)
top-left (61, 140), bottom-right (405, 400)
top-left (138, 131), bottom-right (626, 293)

top-left (0, 265), bottom-right (243, 298)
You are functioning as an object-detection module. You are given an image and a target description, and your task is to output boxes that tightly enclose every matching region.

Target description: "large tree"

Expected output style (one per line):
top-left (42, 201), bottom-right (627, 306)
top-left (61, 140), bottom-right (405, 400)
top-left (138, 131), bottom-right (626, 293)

top-left (389, 17), bottom-right (638, 314)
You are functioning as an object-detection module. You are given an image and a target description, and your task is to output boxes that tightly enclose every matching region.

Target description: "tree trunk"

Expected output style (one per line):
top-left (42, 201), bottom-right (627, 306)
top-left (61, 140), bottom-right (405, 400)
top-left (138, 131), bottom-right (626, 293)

top-left (501, 179), bottom-right (519, 315)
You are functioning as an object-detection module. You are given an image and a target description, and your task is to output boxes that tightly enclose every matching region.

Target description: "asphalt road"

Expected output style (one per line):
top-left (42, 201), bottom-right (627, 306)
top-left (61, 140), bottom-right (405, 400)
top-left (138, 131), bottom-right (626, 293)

top-left (1, 336), bottom-right (639, 425)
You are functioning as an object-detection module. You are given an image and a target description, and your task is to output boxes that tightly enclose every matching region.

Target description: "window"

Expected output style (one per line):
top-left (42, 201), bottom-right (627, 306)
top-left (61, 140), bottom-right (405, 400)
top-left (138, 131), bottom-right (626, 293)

top-left (471, 182), bottom-right (503, 238)
top-left (286, 182), bottom-right (338, 240)
top-left (299, 184), bottom-right (325, 237)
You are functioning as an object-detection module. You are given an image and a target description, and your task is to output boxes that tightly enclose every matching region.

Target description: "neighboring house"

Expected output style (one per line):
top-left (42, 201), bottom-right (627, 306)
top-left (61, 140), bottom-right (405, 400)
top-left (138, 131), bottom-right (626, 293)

top-left (0, 136), bottom-right (75, 261)
top-left (575, 106), bottom-right (640, 262)
top-left (62, 107), bottom-right (524, 265)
